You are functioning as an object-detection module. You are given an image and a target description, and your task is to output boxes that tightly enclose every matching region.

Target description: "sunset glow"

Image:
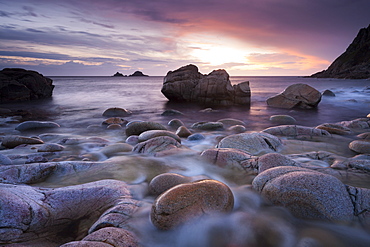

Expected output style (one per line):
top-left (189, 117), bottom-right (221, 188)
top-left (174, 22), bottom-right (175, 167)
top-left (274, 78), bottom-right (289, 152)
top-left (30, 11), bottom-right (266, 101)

top-left (0, 0), bottom-right (369, 76)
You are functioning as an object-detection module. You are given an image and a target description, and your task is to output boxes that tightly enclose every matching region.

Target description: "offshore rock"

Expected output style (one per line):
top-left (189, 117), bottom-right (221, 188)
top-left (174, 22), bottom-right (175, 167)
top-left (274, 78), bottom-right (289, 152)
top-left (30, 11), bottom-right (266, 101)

top-left (0, 68), bottom-right (54, 103)
top-left (310, 25), bottom-right (370, 79)
top-left (266, 83), bottom-right (321, 109)
top-left (151, 179), bottom-right (234, 230)
top-left (161, 64), bottom-right (250, 106)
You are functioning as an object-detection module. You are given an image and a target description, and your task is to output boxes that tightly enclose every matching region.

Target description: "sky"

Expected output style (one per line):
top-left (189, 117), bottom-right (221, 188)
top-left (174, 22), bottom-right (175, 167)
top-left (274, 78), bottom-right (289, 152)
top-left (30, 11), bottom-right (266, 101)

top-left (0, 0), bottom-right (369, 76)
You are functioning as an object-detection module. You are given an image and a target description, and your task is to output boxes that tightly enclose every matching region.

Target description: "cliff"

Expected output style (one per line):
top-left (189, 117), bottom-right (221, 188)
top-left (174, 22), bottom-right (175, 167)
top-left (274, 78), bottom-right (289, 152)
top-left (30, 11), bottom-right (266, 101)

top-left (310, 24), bottom-right (370, 79)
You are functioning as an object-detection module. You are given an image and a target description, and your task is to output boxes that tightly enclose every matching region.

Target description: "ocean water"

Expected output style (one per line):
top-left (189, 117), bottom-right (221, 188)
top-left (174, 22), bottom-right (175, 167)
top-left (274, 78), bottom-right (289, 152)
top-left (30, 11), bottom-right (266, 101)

top-left (1, 76), bottom-right (370, 246)
top-left (4, 75), bottom-right (369, 131)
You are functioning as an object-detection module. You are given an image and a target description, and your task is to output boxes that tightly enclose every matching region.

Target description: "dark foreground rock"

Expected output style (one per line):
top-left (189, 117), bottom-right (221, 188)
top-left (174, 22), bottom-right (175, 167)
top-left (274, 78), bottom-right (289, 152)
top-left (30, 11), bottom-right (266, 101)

top-left (310, 24), bottom-right (370, 79)
top-left (161, 64), bottom-right (251, 106)
top-left (266, 83), bottom-right (322, 109)
top-left (0, 68), bottom-right (54, 103)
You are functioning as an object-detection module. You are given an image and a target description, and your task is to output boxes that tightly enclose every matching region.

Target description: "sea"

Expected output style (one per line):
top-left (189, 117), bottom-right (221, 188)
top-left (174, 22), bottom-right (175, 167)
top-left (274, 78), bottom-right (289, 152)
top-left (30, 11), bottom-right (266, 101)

top-left (1, 76), bottom-right (370, 246)
top-left (3, 76), bottom-right (369, 131)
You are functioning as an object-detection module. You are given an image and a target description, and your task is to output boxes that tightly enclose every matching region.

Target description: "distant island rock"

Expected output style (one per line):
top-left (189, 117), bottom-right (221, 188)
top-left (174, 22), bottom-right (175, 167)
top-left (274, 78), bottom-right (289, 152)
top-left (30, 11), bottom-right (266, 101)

top-left (0, 68), bottom-right (54, 103)
top-left (161, 64), bottom-right (251, 106)
top-left (113, 72), bottom-right (126, 77)
top-left (129, 71), bottom-right (148, 77)
top-left (310, 24), bottom-right (370, 79)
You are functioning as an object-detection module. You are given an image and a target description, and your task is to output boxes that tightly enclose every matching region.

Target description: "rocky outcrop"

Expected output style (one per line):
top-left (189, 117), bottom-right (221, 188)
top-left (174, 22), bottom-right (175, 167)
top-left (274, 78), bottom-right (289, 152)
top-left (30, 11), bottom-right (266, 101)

top-left (266, 83), bottom-right (321, 109)
top-left (129, 71), bottom-right (148, 77)
top-left (161, 64), bottom-right (251, 106)
top-left (310, 24), bottom-right (370, 79)
top-left (0, 68), bottom-right (54, 103)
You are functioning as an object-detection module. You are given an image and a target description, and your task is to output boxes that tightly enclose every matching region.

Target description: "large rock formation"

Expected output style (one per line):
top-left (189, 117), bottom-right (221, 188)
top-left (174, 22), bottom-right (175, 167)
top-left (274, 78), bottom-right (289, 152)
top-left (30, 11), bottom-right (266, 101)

top-left (161, 64), bottom-right (251, 106)
top-left (0, 68), bottom-right (54, 103)
top-left (266, 83), bottom-right (322, 109)
top-left (310, 24), bottom-right (370, 79)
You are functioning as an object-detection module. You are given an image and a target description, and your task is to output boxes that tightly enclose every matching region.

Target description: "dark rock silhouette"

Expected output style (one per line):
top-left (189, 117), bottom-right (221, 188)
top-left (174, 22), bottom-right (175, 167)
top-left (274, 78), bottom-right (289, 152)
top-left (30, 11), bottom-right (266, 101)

top-left (0, 68), bottom-right (54, 103)
top-left (129, 71), bottom-right (148, 77)
top-left (113, 72), bottom-right (125, 77)
top-left (161, 64), bottom-right (251, 106)
top-left (310, 24), bottom-right (370, 79)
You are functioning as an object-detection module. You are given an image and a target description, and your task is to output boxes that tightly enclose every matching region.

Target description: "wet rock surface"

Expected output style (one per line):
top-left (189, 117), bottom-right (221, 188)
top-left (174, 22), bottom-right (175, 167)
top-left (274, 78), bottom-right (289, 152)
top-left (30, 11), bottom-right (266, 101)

top-left (150, 179), bottom-right (234, 230)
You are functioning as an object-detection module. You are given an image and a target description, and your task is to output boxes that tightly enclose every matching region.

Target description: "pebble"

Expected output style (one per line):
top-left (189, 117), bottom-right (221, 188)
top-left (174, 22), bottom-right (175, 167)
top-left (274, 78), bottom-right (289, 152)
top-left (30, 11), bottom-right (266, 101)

top-left (102, 117), bottom-right (127, 126)
top-left (1, 135), bottom-right (44, 148)
top-left (161, 109), bottom-right (184, 116)
top-left (138, 130), bottom-right (181, 143)
top-left (151, 179), bottom-right (234, 230)
top-left (217, 118), bottom-right (246, 127)
top-left (263, 125), bottom-right (331, 137)
top-left (269, 115), bottom-right (297, 125)
top-left (176, 126), bottom-right (192, 138)
top-left (15, 121), bottom-right (60, 131)
top-left (191, 121), bottom-right (224, 131)
top-left (132, 136), bottom-right (181, 155)
top-left (349, 140), bottom-right (370, 154)
top-left (227, 125), bottom-right (246, 133)
top-left (125, 121), bottom-right (167, 137)
top-left (102, 107), bottom-right (132, 117)
top-left (168, 119), bottom-right (185, 129)
top-left (0, 153), bottom-right (12, 165)
top-left (217, 132), bottom-right (282, 155)
top-left (37, 143), bottom-right (65, 152)
top-left (149, 173), bottom-right (191, 196)
top-left (322, 89), bottom-right (336, 96)
top-left (187, 133), bottom-right (205, 141)
top-left (200, 148), bottom-right (252, 170)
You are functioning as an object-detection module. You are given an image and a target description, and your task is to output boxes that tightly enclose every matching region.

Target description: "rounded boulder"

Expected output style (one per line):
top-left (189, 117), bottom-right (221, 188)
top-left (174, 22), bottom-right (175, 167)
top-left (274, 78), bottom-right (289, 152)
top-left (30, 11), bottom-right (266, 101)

top-left (151, 179), bottom-right (234, 230)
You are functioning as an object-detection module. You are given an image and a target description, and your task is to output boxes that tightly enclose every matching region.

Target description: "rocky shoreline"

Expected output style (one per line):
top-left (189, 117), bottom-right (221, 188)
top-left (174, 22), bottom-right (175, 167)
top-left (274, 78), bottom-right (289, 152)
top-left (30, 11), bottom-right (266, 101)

top-left (0, 102), bottom-right (370, 246)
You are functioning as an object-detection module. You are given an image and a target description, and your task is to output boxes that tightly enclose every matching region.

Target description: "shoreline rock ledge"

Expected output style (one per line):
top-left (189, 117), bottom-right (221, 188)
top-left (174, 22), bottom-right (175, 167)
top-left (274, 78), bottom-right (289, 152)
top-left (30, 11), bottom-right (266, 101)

top-left (161, 64), bottom-right (251, 106)
top-left (0, 68), bottom-right (54, 103)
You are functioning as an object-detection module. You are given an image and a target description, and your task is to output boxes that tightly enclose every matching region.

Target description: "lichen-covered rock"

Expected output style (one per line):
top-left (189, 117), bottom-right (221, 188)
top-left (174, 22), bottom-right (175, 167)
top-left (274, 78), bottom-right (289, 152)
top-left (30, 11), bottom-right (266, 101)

top-left (161, 64), bottom-right (250, 106)
top-left (125, 121), bottom-right (167, 137)
top-left (217, 132), bottom-right (282, 155)
top-left (151, 179), bottom-right (234, 230)
top-left (266, 84), bottom-right (321, 109)
top-left (252, 166), bottom-right (354, 222)
top-left (0, 68), bottom-right (54, 103)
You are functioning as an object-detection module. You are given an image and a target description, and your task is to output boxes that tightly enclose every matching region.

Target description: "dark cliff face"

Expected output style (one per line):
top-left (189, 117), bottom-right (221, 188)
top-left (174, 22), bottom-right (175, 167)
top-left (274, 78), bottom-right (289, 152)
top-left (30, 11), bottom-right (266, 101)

top-left (310, 24), bottom-right (370, 79)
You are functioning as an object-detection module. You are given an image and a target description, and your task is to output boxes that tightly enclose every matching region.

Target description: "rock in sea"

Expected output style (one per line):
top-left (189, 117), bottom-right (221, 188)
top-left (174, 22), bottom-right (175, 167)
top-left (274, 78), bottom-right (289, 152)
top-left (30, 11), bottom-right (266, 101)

top-left (266, 83), bottom-right (321, 109)
top-left (161, 64), bottom-right (250, 106)
top-left (15, 121), bottom-right (60, 131)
